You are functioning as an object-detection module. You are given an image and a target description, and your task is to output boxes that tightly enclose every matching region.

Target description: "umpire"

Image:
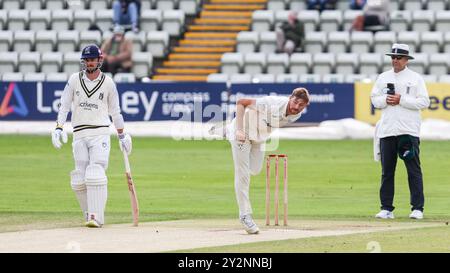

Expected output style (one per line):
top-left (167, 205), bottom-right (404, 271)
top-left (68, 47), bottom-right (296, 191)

top-left (371, 43), bottom-right (430, 220)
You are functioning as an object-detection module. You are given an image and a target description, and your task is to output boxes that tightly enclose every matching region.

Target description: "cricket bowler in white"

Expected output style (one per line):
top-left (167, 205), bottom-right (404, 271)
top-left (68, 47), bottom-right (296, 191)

top-left (228, 88), bottom-right (310, 234)
top-left (51, 44), bottom-right (132, 228)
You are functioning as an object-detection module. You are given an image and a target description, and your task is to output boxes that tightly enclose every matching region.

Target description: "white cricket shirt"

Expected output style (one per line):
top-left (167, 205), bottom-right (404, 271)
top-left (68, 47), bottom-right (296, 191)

top-left (57, 71), bottom-right (123, 139)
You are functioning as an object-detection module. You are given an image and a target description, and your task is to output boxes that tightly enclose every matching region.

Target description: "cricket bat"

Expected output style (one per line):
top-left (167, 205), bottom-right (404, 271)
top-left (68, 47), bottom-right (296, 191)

top-left (122, 150), bottom-right (139, 226)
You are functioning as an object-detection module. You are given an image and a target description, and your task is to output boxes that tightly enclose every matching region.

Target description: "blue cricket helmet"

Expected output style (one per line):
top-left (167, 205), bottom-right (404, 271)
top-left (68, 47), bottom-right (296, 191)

top-left (81, 44), bottom-right (103, 59)
top-left (80, 44), bottom-right (103, 72)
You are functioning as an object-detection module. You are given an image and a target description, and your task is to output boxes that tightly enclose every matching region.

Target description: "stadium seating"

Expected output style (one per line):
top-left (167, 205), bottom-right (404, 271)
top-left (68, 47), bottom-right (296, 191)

top-left (131, 52), bottom-right (153, 78)
top-left (18, 52), bottom-right (40, 73)
top-left (0, 52), bottom-right (18, 73)
top-left (46, 72), bottom-right (69, 81)
top-left (229, 73), bottom-right (252, 83)
top-left (140, 9), bottom-right (162, 32)
top-left (390, 11), bottom-right (411, 32)
top-left (304, 31), bottom-right (327, 53)
top-left (13, 30), bottom-right (34, 52)
top-left (79, 31), bottom-right (102, 50)
top-left (161, 10), bottom-right (185, 36)
top-left (24, 72), bottom-right (46, 82)
top-left (0, 30), bottom-right (13, 52)
top-left (29, 10), bottom-right (50, 31)
top-left (2, 72), bottom-right (24, 81)
top-left (46, 0), bottom-right (66, 10)
top-left (299, 74), bottom-right (321, 83)
top-left (221, 52), bottom-right (243, 75)
top-left (359, 53), bottom-right (382, 75)
top-left (1, 0), bottom-right (450, 83)
top-left (267, 53), bottom-right (289, 75)
top-left (243, 52), bottom-right (266, 75)
top-left (322, 73), bottom-right (345, 83)
top-left (236, 31), bottom-right (259, 53)
top-left (113, 72), bottom-right (137, 83)
top-left (63, 52), bottom-right (81, 74)
top-left (252, 73), bottom-right (275, 83)
top-left (90, 0), bottom-right (111, 10)
top-left (57, 30), bottom-right (79, 52)
top-left (289, 53), bottom-right (311, 74)
top-left (35, 30), bottom-right (57, 53)
top-left (252, 10), bottom-right (273, 32)
top-left (146, 31), bottom-right (169, 58)
top-left (335, 53), bottom-right (359, 74)
top-left (41, 52), bottom-right (62, 73)
top-left (429, 53), bottom-right (450, 75)
top-left (328, 31), bottom-right (350, 53)
top-left (350, 31), bottom-right (373, 54)
top-left (276, 73), bottom-right (298, 83)
top-left (125, 31), bottom-right (146, 52)
top-left (421, 31), bottom-right (443, 53)
top-left (259, 31), bottom-right (277, 53)
top-left (206, 73), bottom-right (229, 82)
top-left (51, 10), bottom-right (73, 31)
top-left (312, 53), bottom-right (335, 74)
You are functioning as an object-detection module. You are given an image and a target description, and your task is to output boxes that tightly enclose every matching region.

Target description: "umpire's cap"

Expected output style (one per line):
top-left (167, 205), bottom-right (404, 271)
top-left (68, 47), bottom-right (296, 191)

top-left (385, 43), bottom-right (414, 60)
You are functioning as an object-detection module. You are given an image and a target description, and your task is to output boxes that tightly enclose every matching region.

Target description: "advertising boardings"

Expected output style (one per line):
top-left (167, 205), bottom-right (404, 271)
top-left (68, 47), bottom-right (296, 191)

top-left (1, 82), bottom-right (354, 123)
top-left (0, 82), bottom-right (227, 122)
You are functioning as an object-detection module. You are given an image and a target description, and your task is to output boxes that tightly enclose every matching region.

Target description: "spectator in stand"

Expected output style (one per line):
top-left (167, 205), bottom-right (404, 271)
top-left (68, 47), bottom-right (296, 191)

top-left (349, 0), bottom-right (366, 10)
top-left (276, 11), bottom-right (305, 55)
top-left (351, 0), bottom-right (389, 32)
top-left (113, 0), bottom-right (141, 33)
top-left (307, 0), bottom-right (337, 12)
top-left (101, 25), bottom-right (133, 75)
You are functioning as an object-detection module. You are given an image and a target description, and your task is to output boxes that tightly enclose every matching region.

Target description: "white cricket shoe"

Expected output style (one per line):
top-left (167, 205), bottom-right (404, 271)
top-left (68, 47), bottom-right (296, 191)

top-left (85, 213), bottom-right (102, 228)
top-left (85, 220), bottom-right (101, 228)
top-left (375, 210), bottom-right (394, 219)
top-left (240, 214), bottom-right (259, 234)
top-left (409, 210), bottom-right (423, 219)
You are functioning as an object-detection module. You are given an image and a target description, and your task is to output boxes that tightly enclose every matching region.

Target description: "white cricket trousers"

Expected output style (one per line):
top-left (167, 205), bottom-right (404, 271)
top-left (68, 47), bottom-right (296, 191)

top-left (73, 135), bottom-right (111, 170)
top-left (72, 134), bottom-right (110, 224)
top-left (229, 140), bottom-right (265, 217)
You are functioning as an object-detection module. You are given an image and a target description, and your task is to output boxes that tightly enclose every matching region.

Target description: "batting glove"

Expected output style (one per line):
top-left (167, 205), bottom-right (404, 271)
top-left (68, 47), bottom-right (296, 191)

top-left (52, 126), bottom-right (68, 149)
top-left (119, 133), bottom-right (132, 155)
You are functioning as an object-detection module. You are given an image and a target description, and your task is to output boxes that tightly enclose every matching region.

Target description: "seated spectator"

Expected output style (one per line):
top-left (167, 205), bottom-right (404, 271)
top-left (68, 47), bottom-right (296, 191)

top-left (349, 0), bottom-right (366, 10)
top-left (307, 0), bottom-right (337, 11)
top-left (113, 0), bottom-right (141, 33)
top-left (276, 11), bottom-right (305, 55)
top-left (351, 0), bottom-right (389, 32)
top-left (101, 25), bottom-right (133, 75)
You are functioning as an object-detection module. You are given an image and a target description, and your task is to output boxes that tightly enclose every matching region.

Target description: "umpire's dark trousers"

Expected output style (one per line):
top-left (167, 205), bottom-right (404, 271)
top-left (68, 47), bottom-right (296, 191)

top-left (380, 136), bottom-right (424, 212)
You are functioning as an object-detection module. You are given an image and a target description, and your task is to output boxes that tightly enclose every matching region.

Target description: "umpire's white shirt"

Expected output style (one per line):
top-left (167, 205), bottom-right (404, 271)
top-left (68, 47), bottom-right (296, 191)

top-left (371, 67), bottom-right (430, 138)
top-left (228, 96), bottom-right (303, 143)
top-left (57, 71), bottom-right (122, 139)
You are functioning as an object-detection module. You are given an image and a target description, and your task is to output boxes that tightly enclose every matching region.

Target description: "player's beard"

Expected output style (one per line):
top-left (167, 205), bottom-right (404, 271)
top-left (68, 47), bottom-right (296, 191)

top-left (86, 66), bottom-right (97, 73)
top-left (82, 58), bottom-right (102, 74)
top-left (86, 62), bottom-right (100, 73)
top-left (287, 103), bottom-right (299, 115)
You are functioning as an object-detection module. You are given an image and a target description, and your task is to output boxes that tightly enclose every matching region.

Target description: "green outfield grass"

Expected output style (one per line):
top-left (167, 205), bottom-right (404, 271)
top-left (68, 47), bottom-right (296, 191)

top-left (1, 135), bottom-right (450, 251)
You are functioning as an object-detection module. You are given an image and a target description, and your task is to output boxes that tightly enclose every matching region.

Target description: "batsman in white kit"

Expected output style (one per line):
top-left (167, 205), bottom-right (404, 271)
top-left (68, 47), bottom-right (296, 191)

top-left (51, 44), bottom-right (132, 228)
top-left (212, 88), bottom-right (310, 234)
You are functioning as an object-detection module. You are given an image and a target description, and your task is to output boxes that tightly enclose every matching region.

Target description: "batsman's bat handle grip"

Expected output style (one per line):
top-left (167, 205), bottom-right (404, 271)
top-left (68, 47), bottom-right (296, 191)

top-left (122, 150), bottom-right (131, 173)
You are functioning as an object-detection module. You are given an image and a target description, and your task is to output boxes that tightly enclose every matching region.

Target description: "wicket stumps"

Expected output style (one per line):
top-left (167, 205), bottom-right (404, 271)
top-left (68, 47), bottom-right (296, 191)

top-left (265, 154), bottom-right (288, 226)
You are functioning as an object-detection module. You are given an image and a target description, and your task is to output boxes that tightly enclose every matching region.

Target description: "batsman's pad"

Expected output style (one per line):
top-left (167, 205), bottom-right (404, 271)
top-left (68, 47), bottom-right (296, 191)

top-left (70, 169), bottom-right (88, 215)
top-left (85, 164), bottom-right (107, 185)
top-left (85, 164), bottom-right (107, 225)
top-left (70, 170), bottom-right (86, 191)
